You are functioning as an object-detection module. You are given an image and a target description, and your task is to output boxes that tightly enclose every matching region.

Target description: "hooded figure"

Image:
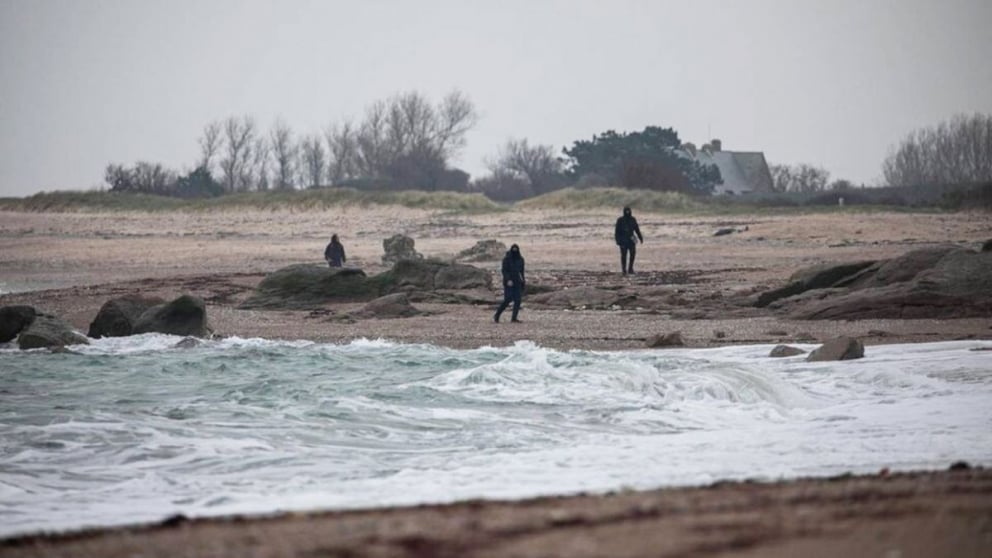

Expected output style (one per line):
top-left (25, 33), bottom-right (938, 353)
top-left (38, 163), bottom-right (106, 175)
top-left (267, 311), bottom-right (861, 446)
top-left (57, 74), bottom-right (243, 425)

top-left (614, 206), bottom-right (643, 274)
top-left (494, 243), bottom-right (525, 323)
top-left (324, 234), bottom-right (346, 268)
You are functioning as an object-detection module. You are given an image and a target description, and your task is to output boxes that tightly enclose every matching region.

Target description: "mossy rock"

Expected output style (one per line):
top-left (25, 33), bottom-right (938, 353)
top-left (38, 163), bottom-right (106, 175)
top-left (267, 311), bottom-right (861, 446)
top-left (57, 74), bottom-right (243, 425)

top-left (242, 265), bottom-right (383, 309)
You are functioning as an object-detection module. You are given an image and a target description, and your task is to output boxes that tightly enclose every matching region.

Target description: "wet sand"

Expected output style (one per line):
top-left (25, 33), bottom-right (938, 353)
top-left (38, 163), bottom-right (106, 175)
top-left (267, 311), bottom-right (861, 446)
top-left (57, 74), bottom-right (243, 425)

top-left (1, 207), bottom-right (991, 556)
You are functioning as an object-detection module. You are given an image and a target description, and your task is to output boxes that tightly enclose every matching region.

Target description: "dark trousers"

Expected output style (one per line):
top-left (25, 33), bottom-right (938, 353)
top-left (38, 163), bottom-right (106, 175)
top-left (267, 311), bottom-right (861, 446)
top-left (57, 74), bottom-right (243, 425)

top-left (495, 284), bottom-right (522, 321)
top-left (619, 242), bottom-right (636, 273)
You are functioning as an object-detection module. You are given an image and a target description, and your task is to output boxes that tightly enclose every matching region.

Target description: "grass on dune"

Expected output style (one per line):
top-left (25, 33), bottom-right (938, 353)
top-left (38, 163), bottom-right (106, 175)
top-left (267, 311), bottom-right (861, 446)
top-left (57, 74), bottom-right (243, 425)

top-left (0, 188), bottom-right (504, 213)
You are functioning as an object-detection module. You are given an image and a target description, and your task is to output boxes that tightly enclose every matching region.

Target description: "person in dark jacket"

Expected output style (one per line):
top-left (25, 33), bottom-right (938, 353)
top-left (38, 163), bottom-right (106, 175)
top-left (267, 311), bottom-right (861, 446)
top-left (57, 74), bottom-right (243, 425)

top-left (324, 234), bottom-right (346, 268)
top-left (494, 244), bottom-right (525, 323)
top-left (614, 206), bottom-right (643, 275)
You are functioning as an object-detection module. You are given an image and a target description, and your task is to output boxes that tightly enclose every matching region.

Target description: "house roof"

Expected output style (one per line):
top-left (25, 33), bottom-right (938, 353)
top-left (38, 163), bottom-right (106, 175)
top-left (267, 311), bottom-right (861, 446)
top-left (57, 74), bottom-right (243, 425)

top-left (678, 148), bottom-right (773, 194)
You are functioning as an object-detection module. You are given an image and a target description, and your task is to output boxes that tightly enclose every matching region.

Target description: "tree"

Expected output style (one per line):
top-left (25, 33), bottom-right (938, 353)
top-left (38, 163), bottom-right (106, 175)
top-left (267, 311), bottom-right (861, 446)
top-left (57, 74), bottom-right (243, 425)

top-left (251, 137), bottom-right (271, 191)
top-left (768, 163), bottom-right (830, 193)
top-left (105, 161), bottom-right (177, 195)
top-left (487, 138), bottom-right (565, 196)
top-left (325, 122), bottom-right (359, 185)
top-left (331, 90), bottom-right (478, 189)
top-left (198, 121), bottom-right (222, 173)
top-left (270, 120), bottom-right (297, 190)
top-left (300, 134), bottom-right (326, 189)
top-left (220, 115), bottom-right (257, 192)
top-left (174, 166), bottom-right (224, 198)
top-left (562, 126), bottom-right (721, 194)
top-left (883, 113), bottom-right (992, 187)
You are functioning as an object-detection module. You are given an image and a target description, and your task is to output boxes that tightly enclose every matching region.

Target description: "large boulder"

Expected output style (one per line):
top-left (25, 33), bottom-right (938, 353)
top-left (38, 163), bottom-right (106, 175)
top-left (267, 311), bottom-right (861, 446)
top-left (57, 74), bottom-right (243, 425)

top-left (133, 295), bottom-right (211, 337)
top-left (18, 314), bottom-right (89, 350)
top-left (806, 337), bottom-right (864, 362)
top-left (456, 240), bottom-right (507, 262)
top-left (434, 263), bottom-right (492, 290)
top-left (0, 305), bottom-right (36, 343)
top-left (353, 293), bottom-right (423, 319)
top-left (382, 234), bottom-right (423, 264)
top-left (769, 344), bottom-right (806, 358)
top-left (856, 245), bottom-right (962, 289)
top-left (792, 249), bottom-right (992, 319)
top-left (88, 295), bottom-right (165, 338)
top-left (242, 265), bottom-right (378, 309)
top-left (755, 260), bottom-right (876, 307)
top-left (386, 259), bottom-right (492, 291)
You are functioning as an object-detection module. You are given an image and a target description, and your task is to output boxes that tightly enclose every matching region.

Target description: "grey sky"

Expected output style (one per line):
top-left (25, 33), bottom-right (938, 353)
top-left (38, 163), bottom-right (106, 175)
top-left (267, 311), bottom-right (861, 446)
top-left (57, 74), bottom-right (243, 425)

top-left (2, 0), bottom-right (990, 196)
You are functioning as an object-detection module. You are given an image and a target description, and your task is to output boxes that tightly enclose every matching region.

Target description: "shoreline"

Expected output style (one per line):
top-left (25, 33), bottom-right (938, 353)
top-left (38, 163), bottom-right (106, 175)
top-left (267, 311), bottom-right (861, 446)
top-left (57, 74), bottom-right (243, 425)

top-left (3, 467), bottom-right (989, 557)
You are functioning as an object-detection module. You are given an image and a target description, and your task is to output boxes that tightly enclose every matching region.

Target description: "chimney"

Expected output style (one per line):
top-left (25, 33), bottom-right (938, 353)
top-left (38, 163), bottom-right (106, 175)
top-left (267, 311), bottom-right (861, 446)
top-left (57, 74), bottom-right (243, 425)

top-left (710, 139), bottom-right (722, 152)
top-left (682, 142), bottom-right (697, 156)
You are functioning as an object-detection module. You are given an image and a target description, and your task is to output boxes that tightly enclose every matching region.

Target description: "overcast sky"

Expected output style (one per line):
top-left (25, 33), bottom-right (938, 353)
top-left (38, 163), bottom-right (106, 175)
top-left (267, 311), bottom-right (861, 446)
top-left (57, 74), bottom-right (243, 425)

top-left (1, 0), bottom-right (990, 196)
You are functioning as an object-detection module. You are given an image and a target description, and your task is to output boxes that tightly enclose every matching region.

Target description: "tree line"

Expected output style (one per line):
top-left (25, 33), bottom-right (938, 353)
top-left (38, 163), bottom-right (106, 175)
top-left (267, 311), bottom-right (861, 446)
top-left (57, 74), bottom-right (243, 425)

top-left (104, 90), bottom-right (990, 201)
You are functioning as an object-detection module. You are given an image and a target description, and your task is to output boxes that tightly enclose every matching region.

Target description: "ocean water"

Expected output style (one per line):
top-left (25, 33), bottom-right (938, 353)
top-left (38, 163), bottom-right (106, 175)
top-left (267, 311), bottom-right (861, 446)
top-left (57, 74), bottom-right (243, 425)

top-left (1, 336), bottom-right (990, 537)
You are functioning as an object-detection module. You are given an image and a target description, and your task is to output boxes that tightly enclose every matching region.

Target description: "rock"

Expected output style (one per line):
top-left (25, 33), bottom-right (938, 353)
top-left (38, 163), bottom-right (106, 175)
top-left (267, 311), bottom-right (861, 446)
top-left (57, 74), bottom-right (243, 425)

top-left (133, 295), bottom-right (211, 338)
top-left (434, 263), bottom-right (492, 290)
top-left (982, 239), bottom-right (992, 252)
top-left (713, 228), bottom-right (735, 237)
top-left (456, 240), bottom-right (507, 262)
top-left (0, 305), bottom-right (36, 343)
top-left (858, 245), bottom-right (962, 288)
top-left (18, 314), bottom-right (89, 350)
top-left (173, 337), bottom-right (202, 349)
top-left (646, 332), bottom-right (685, 348)
top-left (948, 461), bottom-right (971, 471)
top-left (88, 295), bottom-right (165, 338)
top-left (529, 286), bottom-right (628, 309)
top-left (385, 259), bottom-right (491, 291)
top-left (806, 337), bottom-right (864, 362)
top-left (755, 260), bottom-right (877, 307)
top-left (792, 249), bottom-right (992, 320)
top-left (242, 265), bottom-right (377, 309)
top-left (713, 330), bottom-right (726, 339)
top-left (354, 293), bottom-right (423, 319)
top-left (769, 344), bottom-right (805, 358)
top-left (382, 234), bottom-right (423, 264)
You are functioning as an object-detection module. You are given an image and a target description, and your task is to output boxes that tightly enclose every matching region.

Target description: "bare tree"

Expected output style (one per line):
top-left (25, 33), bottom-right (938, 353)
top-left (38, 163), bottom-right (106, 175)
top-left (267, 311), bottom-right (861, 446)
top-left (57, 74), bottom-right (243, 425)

top-left (883, 113), bottom-right (992, 187)
top-left (768, 163), bottom-right (830, 193)
top-left (300, 134), bottom-right (326, 189)
top-left (356, 100), bottom-right (389, 177)
top-left (487, 138), bottom-right (564, 195)
top-left (325, 121), bottom-right (359, 185)
top-left (269, 119), bottom-right (297, 190)
top-left (198, 121), bottom-right (222, 172)
top-left (251, 137), bottom-right (271, 191)
top-left (220, 115), bottom-right (257, 192)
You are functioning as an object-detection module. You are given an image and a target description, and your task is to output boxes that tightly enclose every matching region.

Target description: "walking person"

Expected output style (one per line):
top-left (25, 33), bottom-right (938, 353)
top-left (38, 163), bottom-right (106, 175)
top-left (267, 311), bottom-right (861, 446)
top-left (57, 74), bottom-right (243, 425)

top-left (494, 244), bottom-right (525, 323)
top-left (324, 234), bottom-right (346, 268)
top-left (614, 206), bottom-right (643, 275)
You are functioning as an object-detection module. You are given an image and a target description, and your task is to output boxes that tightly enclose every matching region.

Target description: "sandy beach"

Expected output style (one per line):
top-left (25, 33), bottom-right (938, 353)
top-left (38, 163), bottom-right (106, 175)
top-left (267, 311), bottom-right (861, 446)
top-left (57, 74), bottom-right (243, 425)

top-left (2, 206), bottom-right (991, 556)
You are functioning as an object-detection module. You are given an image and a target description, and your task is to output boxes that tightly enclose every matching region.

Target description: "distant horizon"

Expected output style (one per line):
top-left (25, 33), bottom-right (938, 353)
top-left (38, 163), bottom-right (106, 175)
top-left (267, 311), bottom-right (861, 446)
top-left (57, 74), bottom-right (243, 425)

top-left (3, 0), bottom-right (991, 196)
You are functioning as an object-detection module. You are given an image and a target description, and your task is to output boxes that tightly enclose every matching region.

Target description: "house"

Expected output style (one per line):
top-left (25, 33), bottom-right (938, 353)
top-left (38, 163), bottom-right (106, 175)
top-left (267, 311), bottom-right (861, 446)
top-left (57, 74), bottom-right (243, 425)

top-left (679, 139), bottom-right (774, 195)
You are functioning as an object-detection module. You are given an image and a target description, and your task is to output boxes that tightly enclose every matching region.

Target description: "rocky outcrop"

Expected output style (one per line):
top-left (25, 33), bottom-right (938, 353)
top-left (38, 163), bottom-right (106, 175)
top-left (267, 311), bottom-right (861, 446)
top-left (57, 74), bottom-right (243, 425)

top-left (353, 293), bottom-right (423, 319)
top-left (755, 260), bottom-right (876, 307)
top-left (243, 260), bottom-right (492, 310)
top-left (791, 249), bottom-right (992, 320)
top-left (18, 314), bottom-right (89, 350)
top-left (88, 295), bottom-right (165, 338)
top-left (646, 332), bottom-right (685, 348)
top-left (769, 345), bottom-right (805, 358)
top-left (382, 234), bottom-right (423, 264)
top-left (0, 305), bottom-right (36, 343)
top-left (806, 337), bottom-right (864, 362)
top-left (242, 265), bottom-right (378, 309)
top-left (134, 295), bottom-right (211, 337)
top-left (456, 240), bottom-right (507, 262)
top-left (529, 286), bottom-right (630, 309)
top-left (755, 245), bottom-right (992, 320)
top-left (384, 259), bottom-right (492, 291)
